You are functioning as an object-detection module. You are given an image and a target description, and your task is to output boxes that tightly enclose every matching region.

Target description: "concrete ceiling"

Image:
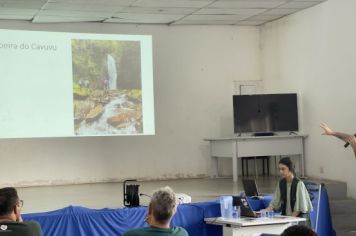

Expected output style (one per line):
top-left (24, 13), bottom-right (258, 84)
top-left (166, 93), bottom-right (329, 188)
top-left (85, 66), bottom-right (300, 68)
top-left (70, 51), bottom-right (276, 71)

top-left (0, 0), bottom-right (327, 26)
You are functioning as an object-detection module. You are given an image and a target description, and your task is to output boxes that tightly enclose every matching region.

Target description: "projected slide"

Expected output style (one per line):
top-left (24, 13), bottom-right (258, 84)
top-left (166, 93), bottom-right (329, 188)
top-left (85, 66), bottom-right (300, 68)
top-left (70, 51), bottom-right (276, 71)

top-left (0, 30), bottom-right (154, 138)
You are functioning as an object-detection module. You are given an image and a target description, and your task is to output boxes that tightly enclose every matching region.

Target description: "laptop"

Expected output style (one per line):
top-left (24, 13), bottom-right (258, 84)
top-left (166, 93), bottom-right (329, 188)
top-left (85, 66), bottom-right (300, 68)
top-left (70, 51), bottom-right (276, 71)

top-left (233, 196), bottom-right (257, 218)
top-left (242, 179), bottom-right (262, 198)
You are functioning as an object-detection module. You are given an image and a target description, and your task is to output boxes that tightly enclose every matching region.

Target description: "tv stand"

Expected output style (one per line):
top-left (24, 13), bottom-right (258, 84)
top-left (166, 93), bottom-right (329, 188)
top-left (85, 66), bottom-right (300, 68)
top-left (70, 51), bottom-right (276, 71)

top-left (204, 134), bottom-right (308, 182)
top-left (254, 132), bottom-right (274, 136)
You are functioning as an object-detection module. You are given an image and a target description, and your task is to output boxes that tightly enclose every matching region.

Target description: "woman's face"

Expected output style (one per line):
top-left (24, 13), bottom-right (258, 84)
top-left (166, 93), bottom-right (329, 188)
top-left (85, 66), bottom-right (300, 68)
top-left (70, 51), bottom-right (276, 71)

top-left (278, 163), bottom-right (292, 178)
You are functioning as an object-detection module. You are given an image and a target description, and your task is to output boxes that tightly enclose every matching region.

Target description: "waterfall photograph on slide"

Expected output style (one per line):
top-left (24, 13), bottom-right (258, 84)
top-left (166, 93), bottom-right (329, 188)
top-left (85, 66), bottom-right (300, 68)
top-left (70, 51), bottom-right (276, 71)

top-left (71, 39), bottom-right (143, 136)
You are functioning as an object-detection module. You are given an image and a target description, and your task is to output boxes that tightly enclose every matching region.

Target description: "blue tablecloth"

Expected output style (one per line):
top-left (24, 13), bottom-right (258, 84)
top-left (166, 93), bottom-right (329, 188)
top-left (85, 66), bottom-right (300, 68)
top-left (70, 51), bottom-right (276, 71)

top-left (306, 182), bottom-right (336, 236)
top-left (23, 202), bottom-right (222, 236)
top-left (248, 195), bottom-right (273, 211)
top-left (22, 183), bottom-right (335, 236)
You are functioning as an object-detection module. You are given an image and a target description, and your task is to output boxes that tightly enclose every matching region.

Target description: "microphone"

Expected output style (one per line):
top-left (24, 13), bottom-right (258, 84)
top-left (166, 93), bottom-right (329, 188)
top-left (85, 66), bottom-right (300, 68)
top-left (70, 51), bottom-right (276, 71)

top-left (344, 133), bottom-right (356, 148)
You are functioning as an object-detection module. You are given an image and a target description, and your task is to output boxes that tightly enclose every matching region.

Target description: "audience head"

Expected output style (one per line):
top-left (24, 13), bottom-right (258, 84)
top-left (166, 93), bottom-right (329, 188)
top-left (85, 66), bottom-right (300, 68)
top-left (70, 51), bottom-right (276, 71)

top-left (148, 186), bottom-right (177, 225)
top-left (279, 157), bottom-right (295, 177)
top-left (0, 187), bottom-right (23, 221)
top-left (281, 225), bottom-right (317, 236)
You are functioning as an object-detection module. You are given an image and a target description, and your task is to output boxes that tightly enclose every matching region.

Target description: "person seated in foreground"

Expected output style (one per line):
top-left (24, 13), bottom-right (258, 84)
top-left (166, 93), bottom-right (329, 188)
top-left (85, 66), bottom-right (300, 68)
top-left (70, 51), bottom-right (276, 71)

top-left (261, 225), bottom-right (317, 236)
top-left (0, 187), bottom-right (43, 236)
top-left (281, 225), bottom-right (317, 236)
top-left (123, 186), bottom-right (188, 236)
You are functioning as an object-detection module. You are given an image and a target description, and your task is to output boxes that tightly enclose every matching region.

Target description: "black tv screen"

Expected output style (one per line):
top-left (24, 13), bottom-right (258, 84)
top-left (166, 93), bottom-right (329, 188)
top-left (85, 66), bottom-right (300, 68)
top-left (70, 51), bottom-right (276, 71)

top-left (233, 93), bottom-right (298, 133)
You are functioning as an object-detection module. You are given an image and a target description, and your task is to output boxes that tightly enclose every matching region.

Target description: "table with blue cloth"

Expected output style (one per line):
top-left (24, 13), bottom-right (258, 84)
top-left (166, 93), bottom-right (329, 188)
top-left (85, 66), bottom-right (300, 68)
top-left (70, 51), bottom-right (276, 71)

top-left (23, 183), bottom-right (335, 236)
top-left (23, 202), bottom-right (222, 236)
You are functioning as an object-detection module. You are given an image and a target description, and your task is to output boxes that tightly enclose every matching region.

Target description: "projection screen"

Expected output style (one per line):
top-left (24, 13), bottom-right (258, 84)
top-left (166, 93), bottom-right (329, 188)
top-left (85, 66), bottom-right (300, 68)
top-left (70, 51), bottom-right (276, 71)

top-left (0, 29), bottom-right (154, 138)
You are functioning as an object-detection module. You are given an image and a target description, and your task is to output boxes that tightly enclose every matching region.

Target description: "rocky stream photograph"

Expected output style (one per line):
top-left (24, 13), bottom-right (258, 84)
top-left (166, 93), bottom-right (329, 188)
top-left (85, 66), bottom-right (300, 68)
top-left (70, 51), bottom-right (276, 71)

top-left (71, 39), bottom-right (143, 135)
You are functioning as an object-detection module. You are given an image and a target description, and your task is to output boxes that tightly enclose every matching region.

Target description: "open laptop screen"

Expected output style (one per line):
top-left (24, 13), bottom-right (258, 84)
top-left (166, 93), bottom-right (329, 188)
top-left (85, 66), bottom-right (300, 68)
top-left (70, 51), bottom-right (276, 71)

top-left (233, 196), bottom-right (257, 218)
top-left (242, 179), bottom-right (259, 197)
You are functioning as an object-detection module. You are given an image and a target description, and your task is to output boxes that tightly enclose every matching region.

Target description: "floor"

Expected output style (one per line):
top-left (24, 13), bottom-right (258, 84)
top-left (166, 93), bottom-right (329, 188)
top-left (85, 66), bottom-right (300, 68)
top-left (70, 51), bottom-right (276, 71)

top-left (18, 176), bottom-right (281, 214)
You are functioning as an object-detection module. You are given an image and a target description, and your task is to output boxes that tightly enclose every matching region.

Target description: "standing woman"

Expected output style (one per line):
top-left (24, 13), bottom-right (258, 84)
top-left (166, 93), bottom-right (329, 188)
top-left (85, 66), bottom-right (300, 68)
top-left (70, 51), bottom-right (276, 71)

top-left (264, 157), bottom-right (313, 227)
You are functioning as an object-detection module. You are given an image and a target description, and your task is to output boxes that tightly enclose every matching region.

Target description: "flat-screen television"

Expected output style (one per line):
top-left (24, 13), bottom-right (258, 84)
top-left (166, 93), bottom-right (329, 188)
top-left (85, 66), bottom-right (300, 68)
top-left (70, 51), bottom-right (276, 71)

top-left (233, 93), bottom-right (298, 134)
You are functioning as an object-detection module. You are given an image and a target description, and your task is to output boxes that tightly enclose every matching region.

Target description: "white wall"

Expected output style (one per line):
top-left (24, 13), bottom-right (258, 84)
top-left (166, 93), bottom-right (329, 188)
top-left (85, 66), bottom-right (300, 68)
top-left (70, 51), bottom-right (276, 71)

top-left (0, 21), bottom-right (260, 186)
top-left (260, 0), bottom-right (356, 198)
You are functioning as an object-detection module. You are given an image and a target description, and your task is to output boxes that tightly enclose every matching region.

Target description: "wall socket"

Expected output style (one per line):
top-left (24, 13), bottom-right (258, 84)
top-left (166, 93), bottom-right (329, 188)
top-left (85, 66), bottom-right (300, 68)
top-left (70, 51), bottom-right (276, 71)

top-left (319, 166), bottom-right (324, 174)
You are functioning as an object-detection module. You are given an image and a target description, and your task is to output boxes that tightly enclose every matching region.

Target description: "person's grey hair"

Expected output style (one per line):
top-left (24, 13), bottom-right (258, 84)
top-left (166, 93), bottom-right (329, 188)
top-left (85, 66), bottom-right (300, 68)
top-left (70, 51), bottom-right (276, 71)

top-left (150, 186), bottom-right (177, 223)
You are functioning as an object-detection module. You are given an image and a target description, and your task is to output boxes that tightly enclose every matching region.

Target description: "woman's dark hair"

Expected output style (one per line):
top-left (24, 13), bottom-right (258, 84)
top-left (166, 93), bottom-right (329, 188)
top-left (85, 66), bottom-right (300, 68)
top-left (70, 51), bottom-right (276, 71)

top-left (281, 225), bottom-right (317, 236)
top-left (279, 157), bottom-right (295, 174)
top-left (0, 187), bottom-right (19, 216)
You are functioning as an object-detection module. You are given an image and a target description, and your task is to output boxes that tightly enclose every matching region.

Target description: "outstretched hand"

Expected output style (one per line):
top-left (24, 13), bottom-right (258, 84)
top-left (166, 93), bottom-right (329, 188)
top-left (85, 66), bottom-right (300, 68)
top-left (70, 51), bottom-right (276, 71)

top-left (320, 123), bottom-right (334, 136)
top-left (320, 123), bottom-right (356, 158)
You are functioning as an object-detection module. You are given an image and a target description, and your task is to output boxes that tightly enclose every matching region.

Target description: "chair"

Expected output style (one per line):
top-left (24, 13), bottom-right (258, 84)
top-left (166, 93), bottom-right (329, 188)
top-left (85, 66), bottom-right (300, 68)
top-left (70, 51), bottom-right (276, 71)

top-left (241, 156), bottom-right (270, 177)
